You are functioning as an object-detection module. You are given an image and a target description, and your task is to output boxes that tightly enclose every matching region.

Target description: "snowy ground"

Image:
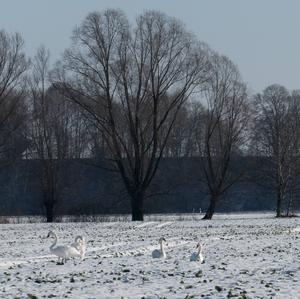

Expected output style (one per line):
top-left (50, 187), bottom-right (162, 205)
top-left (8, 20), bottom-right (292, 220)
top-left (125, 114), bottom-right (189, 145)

top-left (0, 214), bottom-right (299, 298)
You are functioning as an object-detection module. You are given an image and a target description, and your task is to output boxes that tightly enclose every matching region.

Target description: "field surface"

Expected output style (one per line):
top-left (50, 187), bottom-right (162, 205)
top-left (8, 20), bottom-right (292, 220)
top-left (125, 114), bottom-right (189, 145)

top-left (0, 213), bottom-right (299, 299)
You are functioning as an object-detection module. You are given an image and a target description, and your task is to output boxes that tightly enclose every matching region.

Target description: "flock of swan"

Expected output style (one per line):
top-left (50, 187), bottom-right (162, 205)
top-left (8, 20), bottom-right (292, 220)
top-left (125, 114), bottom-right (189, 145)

top-left (47, 231), bottom-right (86, 264)
top-left (151, 237), bottom-right (205, 263)
top-left (47, 231), bottom-right (205, 264)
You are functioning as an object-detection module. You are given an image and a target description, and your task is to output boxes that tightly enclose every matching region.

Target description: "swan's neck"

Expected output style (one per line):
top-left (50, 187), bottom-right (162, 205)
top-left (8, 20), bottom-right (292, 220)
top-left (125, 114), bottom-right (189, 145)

top-left (160, 242), bottom-right (165, 254)
top-left (50, 234), bottom-right (57, 249)
top-left (198, 246), bottom-right (202, 256)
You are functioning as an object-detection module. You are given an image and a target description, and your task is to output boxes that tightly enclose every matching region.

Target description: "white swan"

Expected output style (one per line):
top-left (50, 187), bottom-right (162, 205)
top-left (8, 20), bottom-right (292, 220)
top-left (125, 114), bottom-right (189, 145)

top-left (152, 237), bottom-right (167, 258)
top-left (47, 231), bottom-right (81, 264)
top-left (71, 235), bottom-right (86, 260)
top-left (190, 242), bottom-right (204, 263)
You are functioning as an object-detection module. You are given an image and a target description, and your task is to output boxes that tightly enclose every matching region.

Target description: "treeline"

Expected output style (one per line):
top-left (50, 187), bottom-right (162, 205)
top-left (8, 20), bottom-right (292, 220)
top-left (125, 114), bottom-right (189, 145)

top-left (0, 9), bottom-right (299, 221)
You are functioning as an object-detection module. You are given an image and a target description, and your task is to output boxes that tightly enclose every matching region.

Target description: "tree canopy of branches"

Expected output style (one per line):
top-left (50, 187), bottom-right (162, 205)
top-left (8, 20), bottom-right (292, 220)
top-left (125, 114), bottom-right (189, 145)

top-left (55, 9), bottom-right (211, 220)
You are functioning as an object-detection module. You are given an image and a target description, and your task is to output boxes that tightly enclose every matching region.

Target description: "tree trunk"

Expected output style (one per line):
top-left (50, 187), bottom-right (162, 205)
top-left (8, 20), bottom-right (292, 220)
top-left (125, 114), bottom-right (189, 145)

top-left (286, 192), bottom-right (293, 217)
top-left (131, 192), bottom-right (144, 221)
top-left (202, 195), bottom-right (217, 220)
top-left (45, 202), bottom-right (54, 222)
top-left (276, 188), bottom-right (282, 218)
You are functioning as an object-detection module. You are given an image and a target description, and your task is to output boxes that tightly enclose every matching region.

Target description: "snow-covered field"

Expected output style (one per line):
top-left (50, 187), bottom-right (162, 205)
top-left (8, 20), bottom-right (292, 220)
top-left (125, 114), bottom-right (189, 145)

top-left (0, 214), bottom-right (299, 298)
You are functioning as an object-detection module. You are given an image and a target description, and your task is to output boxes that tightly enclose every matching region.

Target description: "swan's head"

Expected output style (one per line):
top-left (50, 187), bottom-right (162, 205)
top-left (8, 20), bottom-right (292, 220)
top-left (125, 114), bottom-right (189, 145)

top-left (47, 231), bottom-right (56, 238)
top-left (159, 237), bottom-right (166, 244)
top-left (196, 242), bottom-right (204, 250)
top-left (75, 235), bottom-right (83, 243)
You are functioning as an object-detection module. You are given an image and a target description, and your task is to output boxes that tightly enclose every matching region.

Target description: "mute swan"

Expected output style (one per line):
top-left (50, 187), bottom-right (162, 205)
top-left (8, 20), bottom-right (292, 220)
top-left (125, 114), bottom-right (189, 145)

top-left (190, 242), bottom-right (205, 263)
top-left (71, 235), bottom-right (86, 260)
top-left (47, 231), bottom-right (81, 264)
top-left (152, 237), bottom-right (167, 258)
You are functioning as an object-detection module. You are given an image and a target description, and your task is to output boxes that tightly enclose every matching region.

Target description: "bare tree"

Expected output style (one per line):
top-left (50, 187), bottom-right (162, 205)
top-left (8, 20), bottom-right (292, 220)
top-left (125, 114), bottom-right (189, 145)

top-left (251, 85), bottom-right (300, 217)
top-left (55, 9), bottom-right (210, 220)
top-left (28, 47), bottom-right (88, 222)
top-left (0, 30), bottom-right (29, 159)
top-left (193, 54), bottom-right (249, 220)
top-left (28, 47), bottom-right (59, 222)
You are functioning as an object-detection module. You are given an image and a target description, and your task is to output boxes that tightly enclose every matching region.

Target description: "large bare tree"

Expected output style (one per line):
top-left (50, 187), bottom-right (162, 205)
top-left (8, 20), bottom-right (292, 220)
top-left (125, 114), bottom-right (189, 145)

top-left (55, 9), bottom-right (210, 220)
top-left (252, 85), bottom-right (300, 217)
top-left (194, 54), bottom-right (249, 220)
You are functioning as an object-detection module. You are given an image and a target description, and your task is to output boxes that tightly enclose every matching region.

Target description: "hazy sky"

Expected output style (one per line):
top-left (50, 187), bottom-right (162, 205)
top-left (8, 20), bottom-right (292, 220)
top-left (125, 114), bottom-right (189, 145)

top-left (1, 0), bottom-right (300, 93)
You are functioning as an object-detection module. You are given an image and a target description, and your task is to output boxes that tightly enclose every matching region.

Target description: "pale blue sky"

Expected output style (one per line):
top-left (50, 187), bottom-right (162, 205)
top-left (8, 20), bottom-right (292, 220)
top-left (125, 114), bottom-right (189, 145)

top-left (1, 0), bottom-right (300, 92)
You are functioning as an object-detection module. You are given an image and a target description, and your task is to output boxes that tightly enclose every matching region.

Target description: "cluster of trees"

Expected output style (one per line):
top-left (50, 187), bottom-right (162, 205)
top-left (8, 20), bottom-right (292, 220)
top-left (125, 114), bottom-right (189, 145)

top-left (0, 9), bottom-right (299, 221)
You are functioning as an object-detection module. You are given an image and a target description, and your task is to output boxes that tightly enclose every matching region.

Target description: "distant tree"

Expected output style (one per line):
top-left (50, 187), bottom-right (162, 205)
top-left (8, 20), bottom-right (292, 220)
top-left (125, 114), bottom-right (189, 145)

top-left (251, 85), bottom-right (300, 217)
top-left (162, 101), bottom-right (208, 158)
top-left (193, 54), bottom-right (249, 220)
top-left (55, 9), bottom-right (211, 220)
top-left (183, 101), bottom-right (206, 157)
top-left (0, 94), bottom-right (28, 161)
top-left (163, 105), bottom-right (189, 158)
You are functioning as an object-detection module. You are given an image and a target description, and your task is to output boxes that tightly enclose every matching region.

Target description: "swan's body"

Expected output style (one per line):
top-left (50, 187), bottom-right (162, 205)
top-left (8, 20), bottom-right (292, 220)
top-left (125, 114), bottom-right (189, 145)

top-left (190, 243), bottom-right (204, 263)
top-left (47, 231), bottom-right (81, 264)
top-left (152, 237), bottom-right (167, 258)
top-left (71, 235), bottom-right (86, 260)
